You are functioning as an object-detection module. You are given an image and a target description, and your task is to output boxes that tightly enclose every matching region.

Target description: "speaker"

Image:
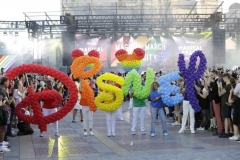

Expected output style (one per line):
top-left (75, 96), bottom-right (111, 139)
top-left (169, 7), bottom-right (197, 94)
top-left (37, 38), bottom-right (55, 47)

top-left (62, 31), bottom-right (75, 66)
top-left (212, 29), bottom-right (225, 65)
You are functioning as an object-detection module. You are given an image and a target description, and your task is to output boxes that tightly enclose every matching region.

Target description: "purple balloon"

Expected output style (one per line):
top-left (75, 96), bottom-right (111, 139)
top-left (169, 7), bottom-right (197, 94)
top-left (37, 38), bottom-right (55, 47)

top-left (177, 50), bottom-right (207, 112)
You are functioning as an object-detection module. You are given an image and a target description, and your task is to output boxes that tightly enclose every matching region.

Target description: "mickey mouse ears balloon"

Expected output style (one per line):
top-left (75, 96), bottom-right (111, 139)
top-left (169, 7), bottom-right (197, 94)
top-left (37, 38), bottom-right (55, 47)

top-left (115, 48), bottom-right (145, 72)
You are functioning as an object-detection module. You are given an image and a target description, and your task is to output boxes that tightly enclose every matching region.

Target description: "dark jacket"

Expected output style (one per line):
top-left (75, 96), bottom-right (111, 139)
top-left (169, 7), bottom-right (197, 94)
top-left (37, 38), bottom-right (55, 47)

top-left (211, 78), bottom-right (221, 104)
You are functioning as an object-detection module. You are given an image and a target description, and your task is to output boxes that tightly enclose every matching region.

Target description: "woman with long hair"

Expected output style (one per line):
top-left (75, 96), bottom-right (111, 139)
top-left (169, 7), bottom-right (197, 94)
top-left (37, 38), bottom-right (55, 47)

top-left (13, 81), bottom-right (24, 128)
top-left (195, 77), bottom-right (210, 131)
top-left (149, 81), bottom-right (168, 137)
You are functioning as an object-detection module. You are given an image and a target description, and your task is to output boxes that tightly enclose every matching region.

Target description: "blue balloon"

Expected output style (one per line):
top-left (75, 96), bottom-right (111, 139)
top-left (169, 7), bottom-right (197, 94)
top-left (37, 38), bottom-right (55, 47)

top-left (157, 72), bottom-right (184, 106)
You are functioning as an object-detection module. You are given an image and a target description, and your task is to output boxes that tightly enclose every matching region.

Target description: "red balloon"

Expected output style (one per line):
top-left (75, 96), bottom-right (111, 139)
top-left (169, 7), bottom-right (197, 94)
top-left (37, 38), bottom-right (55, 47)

top-left (5, 64), bottom-right (78, 132)
top-left (72, 49), bottom-right (84, 60)
top-left (88, 50), bottom-right (100, 58)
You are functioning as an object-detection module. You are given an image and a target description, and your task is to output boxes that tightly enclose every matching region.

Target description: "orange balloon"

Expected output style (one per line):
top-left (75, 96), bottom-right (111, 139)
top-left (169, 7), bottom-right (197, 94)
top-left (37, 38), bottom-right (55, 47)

top-left (81, 80), bottom-right (97, 112)
top-left (70, 50), bottom-right (101, 112)
top-left (71, 56), bottom-right (101, 79)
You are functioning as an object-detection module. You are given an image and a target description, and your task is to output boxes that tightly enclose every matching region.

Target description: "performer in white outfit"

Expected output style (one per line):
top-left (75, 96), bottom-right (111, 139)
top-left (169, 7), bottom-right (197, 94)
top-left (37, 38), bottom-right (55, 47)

top-left (117, 106), bottom-right (124, 121)
top-left (104, 80), bottom-right (123, 136)
top-left (106, 110), bottom-right (117, 137)
top-left (72, 79), bottom-right (83, 122)
top-left (80, 79), bottom-right (94, 137)
top-left (40, 80), bottom-right (60, 137)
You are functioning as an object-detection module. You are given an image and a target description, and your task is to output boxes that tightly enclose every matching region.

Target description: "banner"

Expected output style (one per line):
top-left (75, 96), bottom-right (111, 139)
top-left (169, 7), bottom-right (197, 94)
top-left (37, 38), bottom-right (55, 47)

top-left (75, 35), bottom-right (109, 61)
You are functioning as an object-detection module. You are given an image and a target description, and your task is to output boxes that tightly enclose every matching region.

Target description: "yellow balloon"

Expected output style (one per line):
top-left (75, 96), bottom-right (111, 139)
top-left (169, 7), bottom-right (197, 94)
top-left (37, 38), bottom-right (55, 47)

top-left (95, 73), bottom-right (125, 112)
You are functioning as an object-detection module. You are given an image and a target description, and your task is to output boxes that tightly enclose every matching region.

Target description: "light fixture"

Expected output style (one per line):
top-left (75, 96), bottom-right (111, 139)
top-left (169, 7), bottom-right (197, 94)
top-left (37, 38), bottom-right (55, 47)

top-left (15, 32), bottom-right (18, 36)
top-left (3, 32), bottom-right (7, 36)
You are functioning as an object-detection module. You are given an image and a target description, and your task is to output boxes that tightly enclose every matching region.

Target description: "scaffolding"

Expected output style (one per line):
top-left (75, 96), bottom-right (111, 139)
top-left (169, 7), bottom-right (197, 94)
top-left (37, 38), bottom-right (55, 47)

top-left (1, 1), bottom-right (240, 37)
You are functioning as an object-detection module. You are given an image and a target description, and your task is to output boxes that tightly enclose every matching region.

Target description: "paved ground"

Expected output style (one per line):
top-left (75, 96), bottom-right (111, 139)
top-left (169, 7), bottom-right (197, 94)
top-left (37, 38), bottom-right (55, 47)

top-left (0, 101), bottom-right (239, 160)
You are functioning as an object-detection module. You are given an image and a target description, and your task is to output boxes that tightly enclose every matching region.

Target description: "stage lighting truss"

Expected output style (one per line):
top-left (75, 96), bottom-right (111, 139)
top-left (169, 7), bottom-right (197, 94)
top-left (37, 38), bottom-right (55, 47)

top-left (0, 1), bottom-right (239, 36)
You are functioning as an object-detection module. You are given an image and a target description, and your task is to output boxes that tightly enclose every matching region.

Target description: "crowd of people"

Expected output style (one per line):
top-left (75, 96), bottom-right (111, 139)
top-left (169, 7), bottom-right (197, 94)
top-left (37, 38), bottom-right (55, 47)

top-left (0, 65), bottom-right (240, 153)
top-left (165, 67), bottom-right (240, 142)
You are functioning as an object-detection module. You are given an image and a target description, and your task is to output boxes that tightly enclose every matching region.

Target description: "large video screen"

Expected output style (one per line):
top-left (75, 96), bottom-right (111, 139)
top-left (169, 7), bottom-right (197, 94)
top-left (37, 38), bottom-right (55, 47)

top-left (75, 32), bottom-right (213, 69)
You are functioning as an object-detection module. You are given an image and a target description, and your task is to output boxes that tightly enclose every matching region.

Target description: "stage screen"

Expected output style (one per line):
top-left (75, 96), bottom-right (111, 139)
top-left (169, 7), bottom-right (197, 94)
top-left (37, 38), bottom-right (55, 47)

top-left (75, 35), bottom-right (110, 62)
top-left (75, 32), bottom-right (213, 70)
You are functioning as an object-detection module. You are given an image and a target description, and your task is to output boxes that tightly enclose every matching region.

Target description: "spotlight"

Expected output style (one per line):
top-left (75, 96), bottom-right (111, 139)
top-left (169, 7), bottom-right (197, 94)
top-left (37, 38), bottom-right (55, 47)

top-left (3, 32), bottom-right (7, 36)
top-left (110, 37), bottom-right (112, 39)
top-left (15, 32), bottom-right (18, 36)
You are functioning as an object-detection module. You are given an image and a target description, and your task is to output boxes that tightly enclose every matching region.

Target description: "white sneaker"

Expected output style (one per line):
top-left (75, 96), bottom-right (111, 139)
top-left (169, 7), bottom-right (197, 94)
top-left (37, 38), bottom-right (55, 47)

top-left (163, 132), bottom-right (169, 136)
top-left (84, 132), bottom-right (88, 136)
top-left (141, 131), bottom-right (146, 135)
top-left (197, 127), bottom-right (205, 131)
top-left (131, 131), bottom-right (136, 135)
top-left (2, 141), bottom-right (9, 145)
top-left (229, 136), bottom-right (239, 140)
top-left (55, 132), bottom-right (60, 137)
top-left (0, 146), bottom-right (10, 152)
top-left (151, 133), bottom-right (155, 137)
top-left (107, 133), bottom-right (111, 137)
top-left (172, 122), bottom-right (181, 126)
top-left (89, 131), bottom-right (94, 136)
top-left (40, 133), bottom-right (43, 137)
top-left (178, 129), bottom-right (184, 134)
top-left (191, 129), bottom-right (195, 134)
top-left (1, 145), bottom-right (8, 148)
top-left (112, 133), bottom-right (116, 137)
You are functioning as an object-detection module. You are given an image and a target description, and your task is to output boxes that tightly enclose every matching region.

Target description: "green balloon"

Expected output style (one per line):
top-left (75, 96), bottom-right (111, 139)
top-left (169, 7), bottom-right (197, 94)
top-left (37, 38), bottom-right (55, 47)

top-left (122, 67), bottom-right (154, 99)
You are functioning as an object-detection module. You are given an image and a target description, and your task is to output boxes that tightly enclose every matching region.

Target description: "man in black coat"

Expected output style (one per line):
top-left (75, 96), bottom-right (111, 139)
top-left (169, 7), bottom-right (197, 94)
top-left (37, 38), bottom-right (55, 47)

top-left (210, 70), bottom-right (223, 136)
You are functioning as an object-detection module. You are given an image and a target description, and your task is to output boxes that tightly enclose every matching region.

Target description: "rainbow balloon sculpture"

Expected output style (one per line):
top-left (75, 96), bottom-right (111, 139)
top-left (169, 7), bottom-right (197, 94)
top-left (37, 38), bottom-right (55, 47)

top-left (115, 48), bottom-right (145, 72)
